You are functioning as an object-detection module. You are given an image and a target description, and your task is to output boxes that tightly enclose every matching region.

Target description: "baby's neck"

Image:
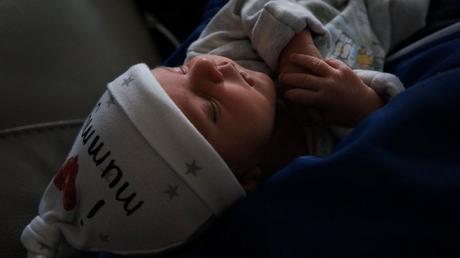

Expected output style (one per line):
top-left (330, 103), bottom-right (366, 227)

top-left (259, 102), bottom-right (308, 177)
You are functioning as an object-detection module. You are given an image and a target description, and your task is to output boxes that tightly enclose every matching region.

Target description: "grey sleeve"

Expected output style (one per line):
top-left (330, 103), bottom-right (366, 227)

top-left (240, 0), bottom-right (326, 70)
top-left (186, 0), bottom-right (326, 72)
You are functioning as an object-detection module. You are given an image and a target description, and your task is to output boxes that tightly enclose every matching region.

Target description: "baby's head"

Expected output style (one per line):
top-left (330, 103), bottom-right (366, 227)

top-left (152, 54), bottom-right (277, 190)
top-left (21, 57), bottom-right (276, 257)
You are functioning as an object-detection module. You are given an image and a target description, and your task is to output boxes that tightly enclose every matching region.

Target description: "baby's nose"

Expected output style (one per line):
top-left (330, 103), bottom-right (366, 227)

top-left (194, 58), bottom-right (223, 83)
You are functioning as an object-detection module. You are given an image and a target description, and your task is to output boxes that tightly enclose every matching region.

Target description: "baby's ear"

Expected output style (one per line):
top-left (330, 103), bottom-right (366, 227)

top-left (240, 167), bottom-right (263, 192)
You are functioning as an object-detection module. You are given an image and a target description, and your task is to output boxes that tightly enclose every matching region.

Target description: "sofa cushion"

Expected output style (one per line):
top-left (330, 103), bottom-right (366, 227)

top-left (0, 0), bottom-right (160, 130)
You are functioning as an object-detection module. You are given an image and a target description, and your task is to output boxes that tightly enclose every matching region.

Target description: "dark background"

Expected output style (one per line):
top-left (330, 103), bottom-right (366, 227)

top-left (135, 0), bottom-right (209, 61)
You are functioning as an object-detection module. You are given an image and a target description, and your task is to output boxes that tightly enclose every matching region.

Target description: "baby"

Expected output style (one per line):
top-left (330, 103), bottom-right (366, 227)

top-left (19, 54), bottom-right (400, 258)
top-left (21, 0), bottom-right (428, 256)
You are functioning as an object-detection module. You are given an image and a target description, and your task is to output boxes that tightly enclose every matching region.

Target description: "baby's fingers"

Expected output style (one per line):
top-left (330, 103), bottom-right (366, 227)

top-left (325, 58), bottom-right (348, 70)
top-left (279, 73), bottom-right (322, 91)
top-left (290, 54), bottom-right (333, 76)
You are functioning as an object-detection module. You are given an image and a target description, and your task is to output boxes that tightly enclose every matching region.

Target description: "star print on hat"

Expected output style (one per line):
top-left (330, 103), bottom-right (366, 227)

top-left (21, 64), bottom-right (246, 257)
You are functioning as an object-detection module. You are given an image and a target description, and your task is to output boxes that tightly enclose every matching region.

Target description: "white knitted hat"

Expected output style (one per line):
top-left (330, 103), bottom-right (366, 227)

top-left (21, 64), bottom-right (246, 257)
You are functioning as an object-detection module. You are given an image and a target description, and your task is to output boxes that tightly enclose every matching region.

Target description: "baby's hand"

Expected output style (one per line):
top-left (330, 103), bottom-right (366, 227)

top-left (279, 54), bottom-right (384, 127)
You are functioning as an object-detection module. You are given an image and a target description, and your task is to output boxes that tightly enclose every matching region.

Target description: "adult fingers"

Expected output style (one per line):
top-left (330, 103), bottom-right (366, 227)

top-left (289, 54), bottom-right (333, 76)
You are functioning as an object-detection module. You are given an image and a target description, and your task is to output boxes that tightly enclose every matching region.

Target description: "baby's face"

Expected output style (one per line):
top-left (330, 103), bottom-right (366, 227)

top-left (152, 54), bottom-right (276, 180)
